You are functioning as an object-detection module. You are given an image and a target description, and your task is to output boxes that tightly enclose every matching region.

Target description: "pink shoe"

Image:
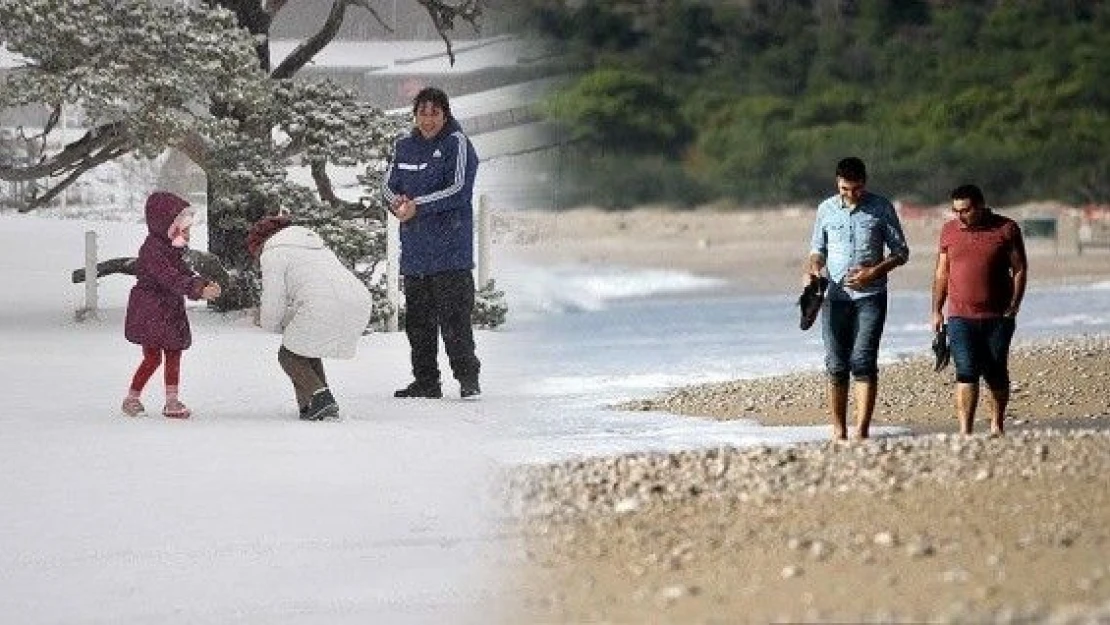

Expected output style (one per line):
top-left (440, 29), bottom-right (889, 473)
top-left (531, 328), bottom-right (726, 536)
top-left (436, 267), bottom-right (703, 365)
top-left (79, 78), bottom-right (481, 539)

top-left (162, 399), bottom-right (191, 419)
top-left (121, 397), bottom-right (146, 417)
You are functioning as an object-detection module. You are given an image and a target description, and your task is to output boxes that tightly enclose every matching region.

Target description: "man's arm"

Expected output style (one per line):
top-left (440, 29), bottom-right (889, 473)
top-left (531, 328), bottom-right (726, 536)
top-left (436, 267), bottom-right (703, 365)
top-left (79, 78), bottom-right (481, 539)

top-left (931, 250), bottom-right (949, 332)
top-left (805, 209), bottom-right (827, 283)
top-left (1006, 228), bottom-right (1028, 317)
top-left (410, 133), bottom-right (473, 215)
top-left (878, 204), bottom-right (911, 274)
top-left (381, 139), bottom-right (404, 208)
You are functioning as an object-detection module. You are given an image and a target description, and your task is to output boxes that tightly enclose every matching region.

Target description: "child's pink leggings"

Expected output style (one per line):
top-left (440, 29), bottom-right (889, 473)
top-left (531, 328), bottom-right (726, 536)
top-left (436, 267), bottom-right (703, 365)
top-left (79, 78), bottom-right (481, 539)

top-left (129, 347), bottom-right (181, 393)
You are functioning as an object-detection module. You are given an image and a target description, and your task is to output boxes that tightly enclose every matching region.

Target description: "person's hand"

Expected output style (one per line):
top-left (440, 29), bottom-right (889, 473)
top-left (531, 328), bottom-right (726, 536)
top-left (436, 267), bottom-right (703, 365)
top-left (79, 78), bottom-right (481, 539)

top-left (844, 265), bottom-right (876, 289)
top-left (201, 282), bottom-right (222, 301)
top-left (389, 195), bottom-right (407, 217)
top-left (397, 199), bottom-right (417, 223)
top-left (931, 311), bottom-right (945, 333)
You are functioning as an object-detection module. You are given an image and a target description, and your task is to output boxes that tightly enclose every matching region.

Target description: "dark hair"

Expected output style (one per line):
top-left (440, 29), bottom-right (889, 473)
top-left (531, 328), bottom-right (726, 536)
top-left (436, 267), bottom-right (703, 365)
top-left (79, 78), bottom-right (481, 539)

top-left (835, 157), bottom-right (867, 183)
top-left (950, 184), bottom-right (985, 208)
top-left (412, 87), bottom-right (452, 120)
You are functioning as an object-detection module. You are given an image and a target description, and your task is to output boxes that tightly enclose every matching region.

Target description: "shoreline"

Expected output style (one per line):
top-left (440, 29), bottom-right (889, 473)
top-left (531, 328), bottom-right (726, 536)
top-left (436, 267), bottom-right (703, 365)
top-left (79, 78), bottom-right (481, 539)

top-left (498, 206), bottom-right (1110, 298)
top-left (618, 333), bottom-right (1110, 436)
top-left (499, 335), bottom-right (1110, 625)
top-left (495, 207), bottom-right (1110, 624)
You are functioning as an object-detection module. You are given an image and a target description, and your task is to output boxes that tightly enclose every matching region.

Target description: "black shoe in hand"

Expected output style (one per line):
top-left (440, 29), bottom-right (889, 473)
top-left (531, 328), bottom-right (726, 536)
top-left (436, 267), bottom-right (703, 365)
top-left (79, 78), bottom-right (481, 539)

top-left (798, 276), bottom-right (828, 331)
top-left (932, 325), bottom-right (951, 372)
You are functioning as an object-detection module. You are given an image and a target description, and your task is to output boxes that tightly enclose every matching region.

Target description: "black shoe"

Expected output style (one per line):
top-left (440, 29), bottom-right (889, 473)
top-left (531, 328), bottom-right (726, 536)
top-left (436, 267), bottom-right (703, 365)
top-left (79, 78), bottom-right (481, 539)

top-left (460, 379), bottom-right (481, 400)
top-left (798, 276), bottom-right (828, 331)
top-left (932, 324), bottom-right (951, 372)
top-left (303, 387), bottom-right (339, 420)
top-left (394, 381), bottom-right (442, 399)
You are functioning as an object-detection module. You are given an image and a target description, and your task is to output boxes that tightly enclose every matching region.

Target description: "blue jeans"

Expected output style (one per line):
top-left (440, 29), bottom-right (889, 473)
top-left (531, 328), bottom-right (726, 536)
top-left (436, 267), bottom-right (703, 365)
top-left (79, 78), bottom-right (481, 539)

top-left (821, 292), bottom-right (888, 384)
top-left (947, 316), bottom-right (1015, 388)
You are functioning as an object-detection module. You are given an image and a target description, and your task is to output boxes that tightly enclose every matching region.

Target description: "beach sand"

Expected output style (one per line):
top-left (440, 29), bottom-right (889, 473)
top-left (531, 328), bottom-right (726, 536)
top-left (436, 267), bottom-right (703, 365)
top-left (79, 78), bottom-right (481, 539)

top-left (499, 204), bottom-right (1108, 295)
top-left (496, 206), bottom-right (1110, 624)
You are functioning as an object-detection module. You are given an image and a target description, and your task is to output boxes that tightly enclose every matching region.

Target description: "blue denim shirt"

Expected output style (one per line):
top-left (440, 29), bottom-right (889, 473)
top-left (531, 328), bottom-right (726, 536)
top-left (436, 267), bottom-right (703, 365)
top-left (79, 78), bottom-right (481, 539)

top-left (809, 192), bottom-right (910, 301)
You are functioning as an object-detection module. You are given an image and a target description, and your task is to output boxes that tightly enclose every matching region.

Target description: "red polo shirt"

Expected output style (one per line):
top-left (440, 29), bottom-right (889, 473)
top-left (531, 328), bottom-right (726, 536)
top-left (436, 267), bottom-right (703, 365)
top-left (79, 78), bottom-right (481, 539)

top-left (939, 211), bottom-right (1025, 319)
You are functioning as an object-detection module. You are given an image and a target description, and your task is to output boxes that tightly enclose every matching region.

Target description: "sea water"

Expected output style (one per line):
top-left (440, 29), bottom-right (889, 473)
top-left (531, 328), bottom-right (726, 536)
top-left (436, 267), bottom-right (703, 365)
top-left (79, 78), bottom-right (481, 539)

top-left (486, 261), bottom-right (1110, 463)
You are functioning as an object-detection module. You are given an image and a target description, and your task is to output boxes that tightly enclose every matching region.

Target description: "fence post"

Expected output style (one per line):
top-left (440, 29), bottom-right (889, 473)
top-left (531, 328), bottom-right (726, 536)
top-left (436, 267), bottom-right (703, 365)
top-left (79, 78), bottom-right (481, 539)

top-left (385, 216), bottom-right (400, 332)
top-left (477, 194), bottom-right (491, 286)
top-left (78, 230), bottom-right (98, 321)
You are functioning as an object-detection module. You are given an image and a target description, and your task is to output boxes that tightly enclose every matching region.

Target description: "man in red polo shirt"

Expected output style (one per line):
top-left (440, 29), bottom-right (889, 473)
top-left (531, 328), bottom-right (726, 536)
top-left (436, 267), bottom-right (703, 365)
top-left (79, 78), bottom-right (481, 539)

top-left (931, 184), bottom-right (1028, 436)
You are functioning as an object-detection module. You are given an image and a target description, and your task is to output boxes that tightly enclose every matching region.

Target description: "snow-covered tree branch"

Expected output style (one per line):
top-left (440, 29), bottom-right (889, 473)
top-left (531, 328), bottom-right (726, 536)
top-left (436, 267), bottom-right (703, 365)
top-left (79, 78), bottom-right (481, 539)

top-left (0, 0), bottom-right (496, 321)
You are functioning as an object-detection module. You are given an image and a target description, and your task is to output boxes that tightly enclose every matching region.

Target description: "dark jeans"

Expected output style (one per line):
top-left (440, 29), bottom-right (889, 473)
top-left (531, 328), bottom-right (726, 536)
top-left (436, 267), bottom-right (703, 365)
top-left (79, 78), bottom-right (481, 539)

top-left (821, 292), bottom-right (888, 384)
top-left (403, 269), bottom-right (481, 385)
top-left (947, 316), bottom-right (1015, 388)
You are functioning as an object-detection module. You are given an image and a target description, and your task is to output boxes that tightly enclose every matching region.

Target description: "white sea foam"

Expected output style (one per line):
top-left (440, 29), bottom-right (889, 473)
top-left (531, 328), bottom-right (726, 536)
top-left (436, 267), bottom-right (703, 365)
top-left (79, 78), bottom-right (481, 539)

top-left (497, 261), bottom-right (726, 319)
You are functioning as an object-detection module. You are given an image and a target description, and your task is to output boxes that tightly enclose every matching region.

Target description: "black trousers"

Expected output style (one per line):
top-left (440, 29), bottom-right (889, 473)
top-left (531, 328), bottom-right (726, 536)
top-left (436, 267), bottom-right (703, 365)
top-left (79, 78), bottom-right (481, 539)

top-left (403, 269), bottom-right (481, 384)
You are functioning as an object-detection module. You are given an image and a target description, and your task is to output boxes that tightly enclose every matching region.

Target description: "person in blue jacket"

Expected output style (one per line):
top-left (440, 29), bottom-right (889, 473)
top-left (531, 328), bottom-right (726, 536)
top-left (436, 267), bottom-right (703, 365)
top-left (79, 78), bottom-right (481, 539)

top-left (382, 87), bottom-right (482, 400)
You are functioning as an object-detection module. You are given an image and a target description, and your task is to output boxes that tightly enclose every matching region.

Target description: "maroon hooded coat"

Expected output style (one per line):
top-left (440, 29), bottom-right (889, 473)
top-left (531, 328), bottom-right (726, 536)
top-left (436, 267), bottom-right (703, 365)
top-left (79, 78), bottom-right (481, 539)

top-left (124, 192), bottom-right (207, 350)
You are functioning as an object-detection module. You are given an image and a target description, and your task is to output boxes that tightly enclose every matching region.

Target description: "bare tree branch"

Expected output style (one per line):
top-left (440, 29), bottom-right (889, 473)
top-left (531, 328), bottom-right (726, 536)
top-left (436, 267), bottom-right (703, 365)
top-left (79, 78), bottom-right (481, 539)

top-left (413, 0), bottom-right (484, 65)
top-left (272, 0), bottom-right (388, 80)
top-left (71, 250), bottom-right (230, 288)
top-left (42, 104), bottom-right (62, 138)
top-left (21, 141), bottom-right (129, 211)
top-left (0, 121), bottom-right (129, 183)
top-left (71, 257), bottom-right (137, 282)
top-left (310, 159), bottom-right (362, 214)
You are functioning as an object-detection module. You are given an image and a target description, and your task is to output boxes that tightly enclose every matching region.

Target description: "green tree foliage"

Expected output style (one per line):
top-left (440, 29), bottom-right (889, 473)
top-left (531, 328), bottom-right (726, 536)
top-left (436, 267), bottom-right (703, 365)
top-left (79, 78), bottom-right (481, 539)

top-left (531, 0), bottom-right (1110, 207)
top-left (542, 67), bottom-right (692, 156)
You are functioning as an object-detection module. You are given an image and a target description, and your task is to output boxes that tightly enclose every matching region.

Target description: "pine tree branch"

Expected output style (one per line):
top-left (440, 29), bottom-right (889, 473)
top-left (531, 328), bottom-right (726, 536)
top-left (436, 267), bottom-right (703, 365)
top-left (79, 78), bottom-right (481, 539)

top-left (0, 121), bottom-right (129, 183)
top-left (18, 139), bottom-right (130, 211)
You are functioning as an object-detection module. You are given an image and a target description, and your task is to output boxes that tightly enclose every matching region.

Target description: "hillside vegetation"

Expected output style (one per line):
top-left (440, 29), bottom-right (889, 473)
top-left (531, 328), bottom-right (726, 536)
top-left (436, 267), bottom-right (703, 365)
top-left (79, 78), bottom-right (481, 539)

top-left (524, 1), bottom-right (1110, 209)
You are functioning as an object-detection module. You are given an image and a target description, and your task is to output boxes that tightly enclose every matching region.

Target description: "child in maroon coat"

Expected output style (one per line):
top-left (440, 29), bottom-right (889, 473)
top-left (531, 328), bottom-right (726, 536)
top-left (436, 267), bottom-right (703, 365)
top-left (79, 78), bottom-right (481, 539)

top-left (122, 192), bottom-right (221, 418)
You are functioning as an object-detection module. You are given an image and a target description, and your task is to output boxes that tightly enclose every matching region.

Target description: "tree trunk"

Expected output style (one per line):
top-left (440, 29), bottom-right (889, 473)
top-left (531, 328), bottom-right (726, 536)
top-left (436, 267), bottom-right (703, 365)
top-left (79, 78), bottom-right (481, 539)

top-left (205, 174), bottom-right (267, 311)
top-left (203, 0), bottom-right (274, 311)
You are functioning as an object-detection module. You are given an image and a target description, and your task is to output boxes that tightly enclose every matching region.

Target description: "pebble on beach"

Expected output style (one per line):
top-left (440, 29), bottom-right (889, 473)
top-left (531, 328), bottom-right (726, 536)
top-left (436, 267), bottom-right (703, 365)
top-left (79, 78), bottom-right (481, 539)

top-left (501, 335), bottom-right (1110, 624)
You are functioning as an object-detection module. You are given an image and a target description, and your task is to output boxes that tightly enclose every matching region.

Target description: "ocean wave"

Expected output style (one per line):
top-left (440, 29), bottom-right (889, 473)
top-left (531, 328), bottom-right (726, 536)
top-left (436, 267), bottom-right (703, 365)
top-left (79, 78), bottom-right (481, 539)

top-left (499, 261), bottom-right (726, 317)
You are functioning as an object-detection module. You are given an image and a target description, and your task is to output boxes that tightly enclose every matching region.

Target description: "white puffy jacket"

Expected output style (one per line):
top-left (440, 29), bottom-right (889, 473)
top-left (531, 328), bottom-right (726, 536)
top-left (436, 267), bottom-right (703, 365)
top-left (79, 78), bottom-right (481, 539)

top-left (259, 226), bottom-right (373, 359)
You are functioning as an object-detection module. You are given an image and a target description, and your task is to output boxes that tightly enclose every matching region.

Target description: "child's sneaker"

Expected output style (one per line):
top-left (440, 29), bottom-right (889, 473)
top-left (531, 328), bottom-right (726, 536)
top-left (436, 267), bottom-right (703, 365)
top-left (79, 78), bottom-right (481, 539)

top-left (162, 399), bottom-right (191, 419)
top-left (121, 397), bottom-right (146, 417)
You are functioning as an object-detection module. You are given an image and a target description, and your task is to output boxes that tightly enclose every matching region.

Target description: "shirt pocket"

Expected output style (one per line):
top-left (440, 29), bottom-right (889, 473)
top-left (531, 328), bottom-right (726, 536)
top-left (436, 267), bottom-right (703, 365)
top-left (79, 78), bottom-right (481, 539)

top-left (854, 214), bottom-right (885, 264)
top-left (825, 222), bottom-right (852, 255)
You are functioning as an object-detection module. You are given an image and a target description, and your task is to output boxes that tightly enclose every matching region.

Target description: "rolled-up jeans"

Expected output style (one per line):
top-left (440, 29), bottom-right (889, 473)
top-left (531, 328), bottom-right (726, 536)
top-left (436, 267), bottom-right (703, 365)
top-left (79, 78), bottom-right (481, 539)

top-left (947, 316), bottom-right (1015, 388)
top-left (821, 291), bottom-right (888, 384)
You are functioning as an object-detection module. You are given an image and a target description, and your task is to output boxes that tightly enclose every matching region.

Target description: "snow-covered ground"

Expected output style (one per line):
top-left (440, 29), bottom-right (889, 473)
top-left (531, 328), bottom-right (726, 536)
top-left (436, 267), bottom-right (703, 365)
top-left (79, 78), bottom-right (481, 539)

top-left (0, 214), bottom-right (526, 624)
top-left (0, 206), bottom-right (852, 623)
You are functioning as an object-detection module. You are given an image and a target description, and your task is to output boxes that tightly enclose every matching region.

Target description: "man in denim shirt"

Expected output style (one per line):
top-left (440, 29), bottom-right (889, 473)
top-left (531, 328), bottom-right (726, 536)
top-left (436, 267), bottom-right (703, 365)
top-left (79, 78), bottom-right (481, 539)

top-left (804, 157), bottom-right (910, 440)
